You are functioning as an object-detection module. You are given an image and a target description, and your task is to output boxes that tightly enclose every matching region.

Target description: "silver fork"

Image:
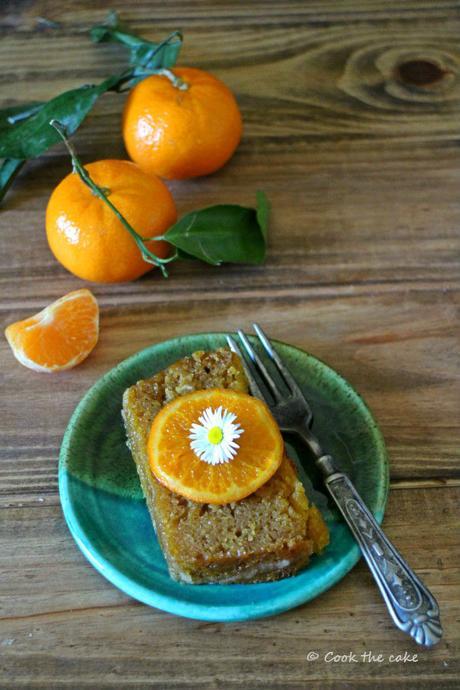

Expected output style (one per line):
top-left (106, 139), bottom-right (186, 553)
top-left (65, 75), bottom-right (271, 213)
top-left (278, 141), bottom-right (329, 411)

top-left (227, 324), bottom-right (442, 647)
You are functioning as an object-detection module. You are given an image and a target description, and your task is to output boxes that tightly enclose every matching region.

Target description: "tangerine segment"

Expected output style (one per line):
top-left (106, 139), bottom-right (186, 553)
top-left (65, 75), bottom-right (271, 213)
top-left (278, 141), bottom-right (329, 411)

top-left (4, 289), bottom-right (99, 373)
top-left (148, 388), bottom-right (284, 504)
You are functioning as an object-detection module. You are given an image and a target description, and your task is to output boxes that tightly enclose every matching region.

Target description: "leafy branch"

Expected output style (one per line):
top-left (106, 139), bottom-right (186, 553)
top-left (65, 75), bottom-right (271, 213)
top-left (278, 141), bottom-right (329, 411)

top-left (50, 120), bottom-right (269, 278)
top-left (0, 12), bottom-right (183, 203)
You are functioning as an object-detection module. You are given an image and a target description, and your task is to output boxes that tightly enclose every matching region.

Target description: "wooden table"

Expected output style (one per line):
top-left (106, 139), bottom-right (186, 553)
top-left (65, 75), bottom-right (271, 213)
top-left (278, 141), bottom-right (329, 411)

top-left (1, 2), bottom-right (459, 688)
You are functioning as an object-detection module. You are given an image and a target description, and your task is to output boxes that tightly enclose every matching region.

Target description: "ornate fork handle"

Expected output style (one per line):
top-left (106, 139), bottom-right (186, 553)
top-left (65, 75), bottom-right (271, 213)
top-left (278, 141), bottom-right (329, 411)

top-left (318, 458), bottom-right (442, 647)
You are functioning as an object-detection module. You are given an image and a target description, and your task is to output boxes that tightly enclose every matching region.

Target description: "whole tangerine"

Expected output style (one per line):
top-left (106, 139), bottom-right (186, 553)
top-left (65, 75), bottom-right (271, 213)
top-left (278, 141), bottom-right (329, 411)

top-left (46, 159), bottom-right (177, 283)
top-left (122, 67), bottom-right (243, 180)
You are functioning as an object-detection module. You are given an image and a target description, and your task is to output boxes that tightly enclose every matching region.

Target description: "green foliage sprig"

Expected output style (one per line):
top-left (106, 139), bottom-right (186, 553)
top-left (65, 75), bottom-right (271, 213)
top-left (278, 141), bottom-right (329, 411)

top-left (0, 12), bottom-right (269, 276)
top-left (51, 120), bottom-right (269, 278)
top-left (0, 13), bottom-right (182, 201)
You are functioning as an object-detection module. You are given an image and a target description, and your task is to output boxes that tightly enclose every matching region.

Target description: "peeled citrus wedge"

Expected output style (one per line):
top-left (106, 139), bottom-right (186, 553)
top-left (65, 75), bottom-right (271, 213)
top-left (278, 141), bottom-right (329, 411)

top-left (4, 288), bottom-right (99, 373)
top-left (148, 388), bottom-right (284, 504)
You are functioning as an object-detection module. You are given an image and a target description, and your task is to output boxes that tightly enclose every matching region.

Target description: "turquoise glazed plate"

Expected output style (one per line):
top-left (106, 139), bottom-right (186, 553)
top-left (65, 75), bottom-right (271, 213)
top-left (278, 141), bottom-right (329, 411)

top-left (59, 333), bottom-right (389, 622)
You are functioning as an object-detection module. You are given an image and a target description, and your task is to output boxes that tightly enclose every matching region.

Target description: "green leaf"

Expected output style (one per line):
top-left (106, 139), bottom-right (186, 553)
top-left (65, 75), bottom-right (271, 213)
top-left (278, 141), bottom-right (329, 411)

top-left (0, 158), bottom-right (26, 204)
top-left (0, 72), bottom-right (128, 160)
top-left (90, 11), bottom-right (182, 70)
top-left (164, 197), bottom-right (269, 266)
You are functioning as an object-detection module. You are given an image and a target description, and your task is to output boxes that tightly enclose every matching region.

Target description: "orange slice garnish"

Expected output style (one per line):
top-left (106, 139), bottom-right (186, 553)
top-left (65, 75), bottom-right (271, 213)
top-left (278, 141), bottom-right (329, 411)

top-left (148, 388), bottom-right (284, 504)
top-left (4, 288), bottom-right (99, 373)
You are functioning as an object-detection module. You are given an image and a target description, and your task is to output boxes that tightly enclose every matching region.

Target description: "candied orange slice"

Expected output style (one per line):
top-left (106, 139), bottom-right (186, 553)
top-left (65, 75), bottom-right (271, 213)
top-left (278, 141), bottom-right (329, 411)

top-left (148, 388), bottom-right (284, 504)
top-left (4, 288), bottom-right (99, 373)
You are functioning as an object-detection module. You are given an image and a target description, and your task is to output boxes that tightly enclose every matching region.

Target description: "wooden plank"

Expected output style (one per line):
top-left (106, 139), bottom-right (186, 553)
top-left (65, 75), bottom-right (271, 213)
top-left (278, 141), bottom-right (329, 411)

top-left (0, 485), bottom-right (458, 689)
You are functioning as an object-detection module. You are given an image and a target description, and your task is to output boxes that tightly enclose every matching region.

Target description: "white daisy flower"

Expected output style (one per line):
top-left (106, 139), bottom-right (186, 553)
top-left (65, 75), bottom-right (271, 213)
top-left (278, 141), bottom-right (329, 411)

top-left (189, 406), bottom-right (244, 465)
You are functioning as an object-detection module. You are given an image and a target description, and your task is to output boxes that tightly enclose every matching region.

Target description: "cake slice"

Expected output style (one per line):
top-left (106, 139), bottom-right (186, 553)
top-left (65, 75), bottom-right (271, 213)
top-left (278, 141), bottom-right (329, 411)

top-left (122, 347), bottom-right (329, 583)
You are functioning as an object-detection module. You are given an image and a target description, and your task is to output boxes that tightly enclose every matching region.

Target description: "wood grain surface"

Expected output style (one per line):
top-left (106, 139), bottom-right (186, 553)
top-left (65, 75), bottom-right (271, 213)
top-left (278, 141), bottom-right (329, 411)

top-left (1, 1), bottom-right (459, 688)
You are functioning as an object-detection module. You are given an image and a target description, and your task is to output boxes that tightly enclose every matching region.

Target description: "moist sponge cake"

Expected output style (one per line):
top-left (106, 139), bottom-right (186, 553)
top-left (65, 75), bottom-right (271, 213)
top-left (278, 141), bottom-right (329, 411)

top-left (122, 347), bottom-right (329, 583)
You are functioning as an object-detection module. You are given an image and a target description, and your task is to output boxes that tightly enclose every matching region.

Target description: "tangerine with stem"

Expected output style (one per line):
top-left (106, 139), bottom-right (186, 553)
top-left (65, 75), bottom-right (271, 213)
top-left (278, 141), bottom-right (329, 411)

top-left (46, 138), bottom-right (177, 283)
top-left (122, 67), bottom-right (243, 180)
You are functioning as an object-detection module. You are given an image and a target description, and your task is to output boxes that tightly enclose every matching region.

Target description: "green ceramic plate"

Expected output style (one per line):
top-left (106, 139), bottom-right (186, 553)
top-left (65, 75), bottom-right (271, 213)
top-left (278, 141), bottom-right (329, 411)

top-left (59, 332), bottom-right (389, 621)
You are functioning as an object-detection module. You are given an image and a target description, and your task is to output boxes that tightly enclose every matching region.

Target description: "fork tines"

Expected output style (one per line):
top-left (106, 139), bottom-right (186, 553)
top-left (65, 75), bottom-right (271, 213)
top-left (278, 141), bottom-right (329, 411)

top-left (226, 324), bottom-right (303, 403)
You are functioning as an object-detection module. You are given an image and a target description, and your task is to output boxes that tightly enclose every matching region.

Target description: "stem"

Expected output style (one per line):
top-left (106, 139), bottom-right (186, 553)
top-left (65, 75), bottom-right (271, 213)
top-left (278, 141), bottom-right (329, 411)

top-left (156, 68), bottom-right (189, 90)
top-left (137, 30), bottom-right (183, 68)
top-left (109, 68), bottom-right (138, 93)
top-left (112, 31), bottom-right (184, 92)
top-left (49, 119), bottom-right (177, 278)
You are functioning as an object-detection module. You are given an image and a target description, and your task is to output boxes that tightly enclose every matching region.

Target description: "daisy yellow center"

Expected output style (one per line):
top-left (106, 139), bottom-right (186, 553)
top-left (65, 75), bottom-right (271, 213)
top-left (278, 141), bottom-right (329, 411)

top-left (207, 426), bottom-right (224, 445)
